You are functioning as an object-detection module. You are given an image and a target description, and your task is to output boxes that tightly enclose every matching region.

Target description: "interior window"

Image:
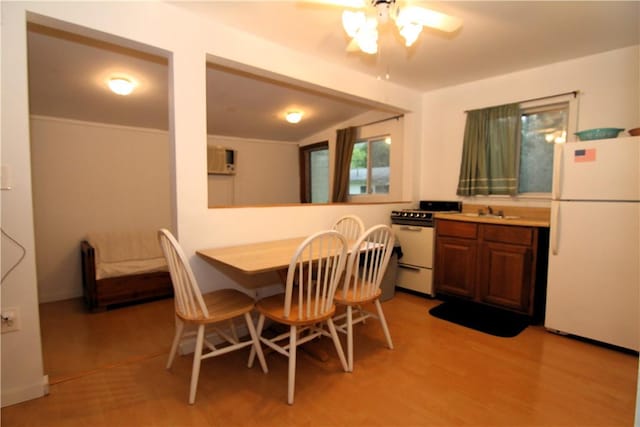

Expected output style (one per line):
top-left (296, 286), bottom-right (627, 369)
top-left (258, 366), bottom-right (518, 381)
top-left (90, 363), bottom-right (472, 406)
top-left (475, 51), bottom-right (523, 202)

top-left (349, 135), bottom-right (390, 195)
top-left (299, 141), bottom-right (329, 203)
top-left (518, 103), bottom-right (568, 193)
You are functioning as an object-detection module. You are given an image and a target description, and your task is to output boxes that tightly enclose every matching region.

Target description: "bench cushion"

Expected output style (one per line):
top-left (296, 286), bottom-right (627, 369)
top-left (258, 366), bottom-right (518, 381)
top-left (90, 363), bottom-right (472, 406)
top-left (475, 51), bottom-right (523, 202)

top-left (87, 231), bottom-right (168, 280)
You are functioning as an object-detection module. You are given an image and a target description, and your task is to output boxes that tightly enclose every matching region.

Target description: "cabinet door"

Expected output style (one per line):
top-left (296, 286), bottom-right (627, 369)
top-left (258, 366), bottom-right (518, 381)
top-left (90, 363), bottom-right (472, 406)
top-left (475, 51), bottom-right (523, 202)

top-left (478, 241), bottom-right (533, 314)
top-left (434, 236), bottom-right (477, 299)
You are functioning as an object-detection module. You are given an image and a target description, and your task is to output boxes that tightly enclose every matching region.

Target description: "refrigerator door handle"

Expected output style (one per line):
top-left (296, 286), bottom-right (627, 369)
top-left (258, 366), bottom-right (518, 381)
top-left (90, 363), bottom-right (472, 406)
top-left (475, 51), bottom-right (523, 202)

top-left (550, 201), bottom-right (560, 255)
top-left (552, 143), bottom-right (563, 200)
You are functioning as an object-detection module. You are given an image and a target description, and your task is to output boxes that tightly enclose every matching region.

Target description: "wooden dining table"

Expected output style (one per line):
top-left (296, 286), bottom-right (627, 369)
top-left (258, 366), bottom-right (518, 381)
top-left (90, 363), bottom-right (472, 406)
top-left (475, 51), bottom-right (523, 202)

top-left (196, 235), bottom-right (361, 285)
top-left (196, 235), bottom-right (360, 362)
top-left (197, 237), bottom-right (310, 277)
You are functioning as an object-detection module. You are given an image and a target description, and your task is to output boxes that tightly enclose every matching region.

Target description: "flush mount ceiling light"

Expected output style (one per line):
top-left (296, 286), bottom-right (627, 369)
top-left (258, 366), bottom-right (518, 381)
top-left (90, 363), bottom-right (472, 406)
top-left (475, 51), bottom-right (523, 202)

top-left (286, 111), bottom-right (304, 124)
top-left (309, 0), bottom-right (462, 55)
top-left (108, 76), bottom-right (136, 96)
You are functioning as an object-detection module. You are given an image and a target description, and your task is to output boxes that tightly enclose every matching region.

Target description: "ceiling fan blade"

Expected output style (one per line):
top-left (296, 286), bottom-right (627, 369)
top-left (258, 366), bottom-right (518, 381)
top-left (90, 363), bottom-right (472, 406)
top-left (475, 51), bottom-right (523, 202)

top-left (298, 0), bottom-right (366, 8)
top-left (398, 6), bottom-right (462, 33)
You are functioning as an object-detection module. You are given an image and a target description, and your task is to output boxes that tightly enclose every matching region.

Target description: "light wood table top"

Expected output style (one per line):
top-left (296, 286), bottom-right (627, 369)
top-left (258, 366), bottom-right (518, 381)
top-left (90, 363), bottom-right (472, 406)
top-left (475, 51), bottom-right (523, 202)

top-left (197, 237), bottom-right (308, 275)
top-left (197, 236), bottom-right (361, 276)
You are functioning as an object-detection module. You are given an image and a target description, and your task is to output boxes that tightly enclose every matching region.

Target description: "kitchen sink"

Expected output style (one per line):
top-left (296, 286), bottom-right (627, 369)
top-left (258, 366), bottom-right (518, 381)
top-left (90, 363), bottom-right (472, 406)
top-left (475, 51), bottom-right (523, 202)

top-left (462, 213), bottom-right (520, 220)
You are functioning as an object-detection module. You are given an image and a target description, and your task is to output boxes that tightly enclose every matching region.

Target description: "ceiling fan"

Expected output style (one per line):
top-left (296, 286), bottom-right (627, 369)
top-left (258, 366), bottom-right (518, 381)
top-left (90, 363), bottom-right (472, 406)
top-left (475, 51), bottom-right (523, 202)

top-left (303, 0), bottom-right (462, 54)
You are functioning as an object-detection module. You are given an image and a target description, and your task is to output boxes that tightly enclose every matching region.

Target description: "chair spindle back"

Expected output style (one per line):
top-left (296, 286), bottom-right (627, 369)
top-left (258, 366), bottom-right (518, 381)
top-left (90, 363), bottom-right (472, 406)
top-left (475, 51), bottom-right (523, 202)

top-left (332, 215), bottom-right (366, 243)
top-left (284, 230), bottom-right (348, 321)
top-left (341, 225), bottom-right (395, 301)
top-left (157, 229), bottom-right (209, 319)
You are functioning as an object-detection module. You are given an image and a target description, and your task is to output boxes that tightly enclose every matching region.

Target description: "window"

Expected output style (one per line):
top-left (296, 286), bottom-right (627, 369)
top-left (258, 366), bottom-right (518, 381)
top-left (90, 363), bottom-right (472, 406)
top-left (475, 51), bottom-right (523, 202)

top-left (457, 100), bottom-right (570, 197)
top-left (518, 103), bottom-right (568, 193)
top-left (299, 142), bottom-right (329, 203)
top-left (349, 136), bottom-right (390, 195)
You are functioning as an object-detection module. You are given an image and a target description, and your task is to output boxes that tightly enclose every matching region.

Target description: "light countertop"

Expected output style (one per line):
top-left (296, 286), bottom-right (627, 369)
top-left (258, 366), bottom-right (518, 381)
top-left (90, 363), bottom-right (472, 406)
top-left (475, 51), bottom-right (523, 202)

top-left (434, 212), bottom-right (550, 228)
top-left (434, 204), bottom-right (550, 228)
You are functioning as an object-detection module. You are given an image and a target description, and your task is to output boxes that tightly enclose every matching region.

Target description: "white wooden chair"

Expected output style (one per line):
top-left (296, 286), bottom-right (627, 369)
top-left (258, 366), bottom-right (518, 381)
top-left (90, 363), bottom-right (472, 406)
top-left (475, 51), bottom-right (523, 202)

top-left (332, 215), bottom-right (366, 243)
top-left (157, 229), bottom-right (268, 404)
top-left (333, 224), bottom-right (395, 372)
top-left (248, 230), bottom-right (349, 405)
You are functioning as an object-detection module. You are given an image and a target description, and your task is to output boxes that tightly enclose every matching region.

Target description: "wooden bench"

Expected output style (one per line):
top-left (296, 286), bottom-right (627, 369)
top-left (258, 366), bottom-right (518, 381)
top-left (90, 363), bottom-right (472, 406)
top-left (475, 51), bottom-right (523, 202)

top-left (81, 231), bottom-right (173, 312)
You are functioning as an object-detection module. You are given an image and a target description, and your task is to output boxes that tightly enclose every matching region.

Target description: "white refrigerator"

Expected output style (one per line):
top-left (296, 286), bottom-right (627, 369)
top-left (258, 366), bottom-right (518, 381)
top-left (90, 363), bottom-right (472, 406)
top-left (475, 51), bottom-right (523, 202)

top-left (545, 136), bottom-right (639, 351)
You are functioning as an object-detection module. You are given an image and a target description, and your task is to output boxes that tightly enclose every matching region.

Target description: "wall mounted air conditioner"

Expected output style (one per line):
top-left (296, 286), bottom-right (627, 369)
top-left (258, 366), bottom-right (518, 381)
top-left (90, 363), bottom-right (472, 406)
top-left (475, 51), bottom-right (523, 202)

top-left (207, 146), bottom-right (236, 175)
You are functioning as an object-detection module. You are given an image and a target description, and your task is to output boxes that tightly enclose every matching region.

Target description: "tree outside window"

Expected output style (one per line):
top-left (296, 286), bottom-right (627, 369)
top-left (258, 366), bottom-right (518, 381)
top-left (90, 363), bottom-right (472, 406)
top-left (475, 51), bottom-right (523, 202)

top-left (349, 136), bottom-right (390, 195)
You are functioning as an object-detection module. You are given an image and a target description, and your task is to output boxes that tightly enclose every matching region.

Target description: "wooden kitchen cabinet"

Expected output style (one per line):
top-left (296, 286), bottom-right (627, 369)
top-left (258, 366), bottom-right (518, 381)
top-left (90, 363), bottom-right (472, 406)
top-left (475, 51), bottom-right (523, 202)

top-left (434, 219), bottom-right (546, 316)
top-left (434, 221), bottom-right (478, 299)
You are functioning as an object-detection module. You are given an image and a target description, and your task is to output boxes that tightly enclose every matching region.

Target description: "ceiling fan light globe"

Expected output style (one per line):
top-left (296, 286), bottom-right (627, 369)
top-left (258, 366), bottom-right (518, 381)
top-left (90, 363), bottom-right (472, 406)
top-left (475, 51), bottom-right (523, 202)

top-left (399, 22), bottom-right (422, 47)
top-left (356, 33), bottom-right (378, 54)
top-left (355, 20), bottom-right (378, 54)
top-left (342, 10), bottom-right (366, 37)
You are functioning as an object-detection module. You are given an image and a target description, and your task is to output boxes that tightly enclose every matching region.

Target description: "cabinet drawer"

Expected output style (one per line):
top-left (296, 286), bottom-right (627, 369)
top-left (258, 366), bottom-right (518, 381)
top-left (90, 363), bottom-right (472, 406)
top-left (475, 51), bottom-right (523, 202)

top-left (396, 265), bottom-right (433, 296)
top-left (436, 220), bottom-right (478, 239)
top-left (482, 224), bottom-right (533, 246)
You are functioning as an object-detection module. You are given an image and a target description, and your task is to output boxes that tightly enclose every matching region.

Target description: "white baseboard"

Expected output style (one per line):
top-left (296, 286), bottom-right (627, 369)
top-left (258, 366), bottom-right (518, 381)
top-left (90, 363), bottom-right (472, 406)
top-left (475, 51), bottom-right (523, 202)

top-left (1, 375), bottom-right (48, 408)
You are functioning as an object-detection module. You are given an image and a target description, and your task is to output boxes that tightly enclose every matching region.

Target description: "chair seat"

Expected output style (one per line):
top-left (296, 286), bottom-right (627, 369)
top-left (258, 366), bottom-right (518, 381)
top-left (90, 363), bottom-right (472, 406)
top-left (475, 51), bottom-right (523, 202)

top-left (256, 293), bottom-right (337, 326)
top-left (177, 288), bottom-right (256, 324)
top-left (334, 283), bottom-right (381, 306)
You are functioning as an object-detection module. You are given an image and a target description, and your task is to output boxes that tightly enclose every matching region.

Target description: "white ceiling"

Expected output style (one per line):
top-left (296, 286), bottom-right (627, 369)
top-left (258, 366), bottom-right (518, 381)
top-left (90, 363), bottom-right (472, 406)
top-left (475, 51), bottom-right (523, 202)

top-left (27, 1), bottom-right (639, 141)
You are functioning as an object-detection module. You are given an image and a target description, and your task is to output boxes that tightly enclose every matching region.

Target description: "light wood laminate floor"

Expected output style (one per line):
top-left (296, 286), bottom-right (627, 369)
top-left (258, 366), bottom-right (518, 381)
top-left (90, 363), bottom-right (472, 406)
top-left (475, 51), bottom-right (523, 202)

top-left (3, 291), bottom-right (638, 426)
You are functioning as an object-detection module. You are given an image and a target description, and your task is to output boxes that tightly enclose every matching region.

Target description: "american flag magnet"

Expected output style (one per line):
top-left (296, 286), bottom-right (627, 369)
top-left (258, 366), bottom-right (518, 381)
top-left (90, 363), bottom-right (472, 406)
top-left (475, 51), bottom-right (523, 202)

top-left (574, 148), bottom-right (596, 162)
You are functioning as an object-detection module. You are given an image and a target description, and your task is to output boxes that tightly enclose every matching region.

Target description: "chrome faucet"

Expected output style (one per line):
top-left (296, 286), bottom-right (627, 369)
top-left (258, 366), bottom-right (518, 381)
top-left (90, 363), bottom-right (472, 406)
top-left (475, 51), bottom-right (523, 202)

top-left (487, 206), bottom-right (505, 218)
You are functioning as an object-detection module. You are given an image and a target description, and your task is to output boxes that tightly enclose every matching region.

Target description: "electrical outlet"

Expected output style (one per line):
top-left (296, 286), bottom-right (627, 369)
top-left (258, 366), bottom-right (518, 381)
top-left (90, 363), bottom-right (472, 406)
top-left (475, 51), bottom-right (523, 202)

top-left (1, 307), bottom-right (21, 333)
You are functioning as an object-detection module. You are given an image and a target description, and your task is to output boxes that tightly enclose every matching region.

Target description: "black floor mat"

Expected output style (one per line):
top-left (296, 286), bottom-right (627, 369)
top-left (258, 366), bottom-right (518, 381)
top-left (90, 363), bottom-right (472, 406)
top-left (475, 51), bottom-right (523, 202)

top-left (429, 300), bottom-right (530, 338)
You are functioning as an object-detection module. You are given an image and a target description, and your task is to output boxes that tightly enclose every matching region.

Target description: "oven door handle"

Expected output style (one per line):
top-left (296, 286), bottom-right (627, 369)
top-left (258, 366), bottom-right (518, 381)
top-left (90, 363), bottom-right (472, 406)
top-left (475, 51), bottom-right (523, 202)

top-left (397, 226), bottom-right (424, 232)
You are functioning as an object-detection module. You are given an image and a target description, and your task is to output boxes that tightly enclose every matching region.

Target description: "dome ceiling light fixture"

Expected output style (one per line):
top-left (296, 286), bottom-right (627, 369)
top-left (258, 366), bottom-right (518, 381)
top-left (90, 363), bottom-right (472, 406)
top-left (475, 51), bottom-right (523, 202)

top-left (285, 111), bottom-right (304, 124)
top-left (311, 0), bottom-right (462, 55)
top-left (107, 76), bottom-right (137, 96)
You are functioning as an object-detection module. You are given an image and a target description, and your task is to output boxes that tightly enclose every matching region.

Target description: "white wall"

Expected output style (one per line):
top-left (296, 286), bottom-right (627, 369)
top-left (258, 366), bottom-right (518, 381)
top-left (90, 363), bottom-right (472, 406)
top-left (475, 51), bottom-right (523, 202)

top-left (30, 116), bottom-right (172, 303)
top-left (207, 136), bottom-right (299, 206)
top-left (1, 1), bottom-right (419, 406)
top-left (421, 45), bottom-right (640, 204)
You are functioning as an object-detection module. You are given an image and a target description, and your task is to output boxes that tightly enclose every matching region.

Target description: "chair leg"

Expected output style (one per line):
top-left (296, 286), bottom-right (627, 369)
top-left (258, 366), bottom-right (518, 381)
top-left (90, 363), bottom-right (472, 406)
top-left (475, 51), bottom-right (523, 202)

top-left (347, 305), bottom-right (354, 372)
top-left (166, 317), bottom-right (184, 370)
top-left (188, 324), bottom-right (205, 405)
top-left (248, 314), bottom-right (265, 368)
top-left (287, 325), bottom-right (297, 405)
top-left (244, 312), bottom-right (268, 373)
top-left (229, 319), bottom-right (239, 342)
top-left (375, 299), bottom-right (394, 350)
top-left (326, 317), bottom-right (349, 373)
